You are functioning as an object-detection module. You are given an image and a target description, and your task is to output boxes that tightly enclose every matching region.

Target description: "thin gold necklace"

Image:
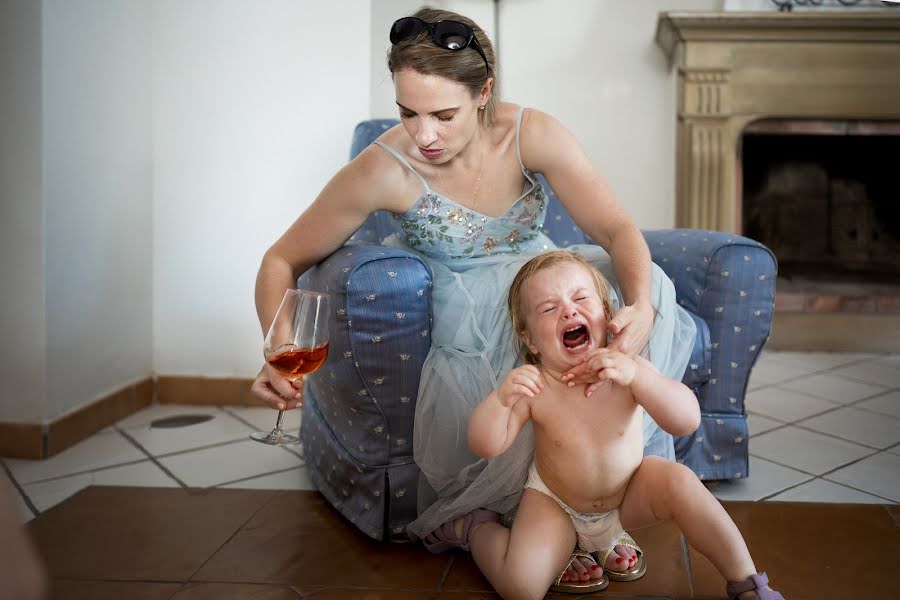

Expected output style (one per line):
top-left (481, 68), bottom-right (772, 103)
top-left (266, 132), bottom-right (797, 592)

top-left (469, 138), bottom-right (487, 213)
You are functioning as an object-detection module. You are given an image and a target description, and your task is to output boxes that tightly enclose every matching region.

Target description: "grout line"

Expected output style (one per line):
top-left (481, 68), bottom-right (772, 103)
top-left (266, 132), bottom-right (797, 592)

top-left (436, 553), bottom-right (454, 592)
top-left (11, 457), bottom-right (155, 487)
top-left (748, 446), bottom-right (881, 479)
top-left (116, 427), bottom-right (188, 488)
top-left (1, 458), bottom-right (40, 517)
top-left (184, 489), bottom-right (283, 583)
top-left (213, 464), bottom-right (309, 489)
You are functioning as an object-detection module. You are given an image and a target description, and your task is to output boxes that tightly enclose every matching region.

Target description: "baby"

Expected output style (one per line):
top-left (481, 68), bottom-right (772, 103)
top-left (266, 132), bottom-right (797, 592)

top-left (467, 250), bottom-right (783, 600)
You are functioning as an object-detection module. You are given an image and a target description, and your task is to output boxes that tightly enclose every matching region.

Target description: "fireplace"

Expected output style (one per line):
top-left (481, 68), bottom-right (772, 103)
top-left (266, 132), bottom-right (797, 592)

top-left (741, 119), bottom-right (900, 284)
top-left (656, 11), bottom-right (900, 351)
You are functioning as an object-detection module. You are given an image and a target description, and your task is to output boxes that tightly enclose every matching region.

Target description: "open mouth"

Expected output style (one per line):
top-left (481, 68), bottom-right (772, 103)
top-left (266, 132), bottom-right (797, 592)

top-left (562, 325), bottom-right (591, 352)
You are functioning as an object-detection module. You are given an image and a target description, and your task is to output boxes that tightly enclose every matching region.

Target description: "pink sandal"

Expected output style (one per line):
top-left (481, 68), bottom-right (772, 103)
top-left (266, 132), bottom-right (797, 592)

top-left (422, 508), bottom-right (500, 553)
top-left (726, 572), bottom-right (785, 599)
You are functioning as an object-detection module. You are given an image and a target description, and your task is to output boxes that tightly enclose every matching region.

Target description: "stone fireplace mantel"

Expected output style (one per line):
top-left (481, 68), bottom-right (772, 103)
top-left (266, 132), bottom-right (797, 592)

top-left (655, 11), bottom-right (900, 233)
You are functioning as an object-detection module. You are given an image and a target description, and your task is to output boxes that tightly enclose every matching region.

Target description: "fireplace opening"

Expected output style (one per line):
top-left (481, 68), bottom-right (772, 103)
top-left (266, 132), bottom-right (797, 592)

top-left (741, 120), bottom-right (900, 285)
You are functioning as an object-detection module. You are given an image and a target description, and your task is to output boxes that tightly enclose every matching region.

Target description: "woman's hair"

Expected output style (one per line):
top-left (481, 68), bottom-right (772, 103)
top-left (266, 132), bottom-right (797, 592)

top-left (507, 251), bottom-right (614, 365)
top-left (387, 6), bottom-right (498, 128)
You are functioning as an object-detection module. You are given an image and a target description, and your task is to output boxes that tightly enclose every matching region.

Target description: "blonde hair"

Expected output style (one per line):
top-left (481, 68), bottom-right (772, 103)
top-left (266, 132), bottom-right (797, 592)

top-left (507, 251), bottom-right (614, 365)
top-left (387, 7), bottom-right (498, 128)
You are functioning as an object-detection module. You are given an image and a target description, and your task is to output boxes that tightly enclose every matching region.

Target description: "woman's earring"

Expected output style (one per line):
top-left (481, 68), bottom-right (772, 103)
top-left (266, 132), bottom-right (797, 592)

top-left (479, 104), bottom-right (486, 110)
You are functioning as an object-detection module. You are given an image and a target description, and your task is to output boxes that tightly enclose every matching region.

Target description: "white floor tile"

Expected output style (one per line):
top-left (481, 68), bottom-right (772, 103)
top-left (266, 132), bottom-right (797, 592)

top-left (115, 403), bottom-right (220, 429)
top-left (799, 407), bottom-right (900, 449)
top-left (872, 354), bottom-right (900, 370)
top-left (4, 431), bottom-right (146, 485)
top-left (750, 426), bottom-right (874, 475)
top-left (766, 478), bottom-right (890, 504)
top-left (704, 457), bottom-right (812, 502)
top-left (21, 460), bottom-right (179, 513)
top-left (745, 387), bottom-right (839, 423)
top-left (856, 390), bottom-right (900, 419)
top-left (768, 352), bottom-right (867, 372)
top-left (779, 373), bottom-right (888, 405)
top-left (747, 357), bottom-right (803, 388)
top-left (747, 414), bottom-right (784, 437)
top-left (158, 439), bottom-right (304, 488)
top-left (223, 406), bottom-right (302, 436)
top-left (221, 466), bottom-right (315, 490)
top-left (123, 407), bottom-right (256, 456)
top-left (825, 452), bottom-right (900, 502)
top-left (828, 361), bottom-right (900, 388)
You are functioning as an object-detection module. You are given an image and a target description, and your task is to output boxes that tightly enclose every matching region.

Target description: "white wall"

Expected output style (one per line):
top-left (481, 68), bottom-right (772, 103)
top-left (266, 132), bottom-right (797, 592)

top-left (151, 0), bottom-right (371, 377)
top-left (0, 0), bottom-right (46, 423)
top-left (42, 0), bottom-right (154, 419)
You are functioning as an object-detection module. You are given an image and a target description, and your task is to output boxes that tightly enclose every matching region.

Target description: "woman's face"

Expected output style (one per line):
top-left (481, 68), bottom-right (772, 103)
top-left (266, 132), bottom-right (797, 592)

top-left (520, 262), bottom-right (610, 372)
top-left (393, 68), bottom-right (482, 163)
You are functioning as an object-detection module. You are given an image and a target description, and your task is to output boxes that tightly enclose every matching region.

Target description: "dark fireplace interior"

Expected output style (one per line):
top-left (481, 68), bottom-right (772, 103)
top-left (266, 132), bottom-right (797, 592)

top-left (741, 122), bottom-right (900, 286)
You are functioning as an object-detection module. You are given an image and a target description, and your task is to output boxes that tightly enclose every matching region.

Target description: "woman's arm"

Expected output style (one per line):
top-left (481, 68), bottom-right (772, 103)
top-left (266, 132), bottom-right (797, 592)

top-left (468, 365), bottom-right (540, 458)
top-left (519, 109), bottom-right (654, 358)
top-left (252, 141), bottom-right (411, 408)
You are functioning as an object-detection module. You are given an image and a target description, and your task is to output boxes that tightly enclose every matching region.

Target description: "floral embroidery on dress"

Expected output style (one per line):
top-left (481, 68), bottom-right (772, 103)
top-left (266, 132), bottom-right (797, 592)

top-left (394, 179), bottom-right (549, 260)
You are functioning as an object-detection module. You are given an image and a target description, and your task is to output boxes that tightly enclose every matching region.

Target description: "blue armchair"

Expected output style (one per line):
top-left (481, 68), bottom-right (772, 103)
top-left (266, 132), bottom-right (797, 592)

top-left (299, 119), bottom-right (777, 541)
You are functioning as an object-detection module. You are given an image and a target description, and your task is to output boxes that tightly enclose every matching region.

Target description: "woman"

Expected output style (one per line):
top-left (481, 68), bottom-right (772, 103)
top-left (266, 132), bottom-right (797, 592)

top-left (251, 6), bottom-right (695, 596)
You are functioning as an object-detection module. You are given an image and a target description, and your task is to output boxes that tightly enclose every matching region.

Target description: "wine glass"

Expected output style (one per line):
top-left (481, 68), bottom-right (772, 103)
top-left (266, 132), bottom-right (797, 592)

top-left (250, 288), bottom-right (330, 446)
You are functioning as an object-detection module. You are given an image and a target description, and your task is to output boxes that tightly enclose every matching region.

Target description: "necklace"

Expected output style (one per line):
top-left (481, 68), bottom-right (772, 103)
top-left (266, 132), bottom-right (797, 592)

top-left (469, 139), bottom-right (487, 213)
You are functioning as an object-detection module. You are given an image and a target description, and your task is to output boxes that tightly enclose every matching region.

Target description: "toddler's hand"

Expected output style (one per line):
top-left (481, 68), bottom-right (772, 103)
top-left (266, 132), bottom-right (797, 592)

top-left (498, 365), bottom-right (543, 407)
top-left (565, 348), bottom-right (637, 396)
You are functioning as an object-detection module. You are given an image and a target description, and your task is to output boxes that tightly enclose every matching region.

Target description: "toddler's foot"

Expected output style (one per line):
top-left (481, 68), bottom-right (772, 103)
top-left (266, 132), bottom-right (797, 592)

top-left (603, 544), bottom-right (638, 574)
top-left (558, 554), bottom-right (605, 583)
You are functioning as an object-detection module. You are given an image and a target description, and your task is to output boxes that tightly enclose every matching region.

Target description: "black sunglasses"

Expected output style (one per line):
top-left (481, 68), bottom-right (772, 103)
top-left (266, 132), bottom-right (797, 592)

top-left (390, 16), bottom-right (490, 76)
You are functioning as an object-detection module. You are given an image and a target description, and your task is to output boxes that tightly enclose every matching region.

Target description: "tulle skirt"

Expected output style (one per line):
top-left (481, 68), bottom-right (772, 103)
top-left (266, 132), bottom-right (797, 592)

top-left (383, 237), bottom-right (697, 541)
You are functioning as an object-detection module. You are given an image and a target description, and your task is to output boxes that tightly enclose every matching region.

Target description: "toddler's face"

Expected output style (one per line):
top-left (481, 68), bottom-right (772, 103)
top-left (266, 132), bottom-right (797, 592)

top-left (519, 262), bottom-right (609, 371)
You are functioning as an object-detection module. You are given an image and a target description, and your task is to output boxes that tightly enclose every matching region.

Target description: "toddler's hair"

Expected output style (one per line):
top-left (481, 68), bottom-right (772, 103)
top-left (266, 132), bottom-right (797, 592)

top-left (507, 250), bottom-right (614, 365)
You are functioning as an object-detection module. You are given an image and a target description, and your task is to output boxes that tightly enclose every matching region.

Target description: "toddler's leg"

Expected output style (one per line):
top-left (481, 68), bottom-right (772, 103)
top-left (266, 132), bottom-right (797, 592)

top-left (469, 488), bottom-right (578, 600)
top-left (617, 456), bottom-right (778, 597)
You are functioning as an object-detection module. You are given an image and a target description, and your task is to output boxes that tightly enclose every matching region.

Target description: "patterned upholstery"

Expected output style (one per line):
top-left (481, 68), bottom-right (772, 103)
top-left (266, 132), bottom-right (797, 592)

top-left (298, 119), bottom-right (777, 540)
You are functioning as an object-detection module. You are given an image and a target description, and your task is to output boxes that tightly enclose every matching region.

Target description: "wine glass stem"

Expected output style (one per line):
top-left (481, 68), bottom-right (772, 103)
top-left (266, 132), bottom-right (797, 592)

top-left (274, 409), bottom-right (286, 432)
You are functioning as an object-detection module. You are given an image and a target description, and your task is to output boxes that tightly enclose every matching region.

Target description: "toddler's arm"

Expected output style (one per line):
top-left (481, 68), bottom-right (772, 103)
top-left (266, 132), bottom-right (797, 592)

top-left (579, 349), bottom-right (700, 436)
top-left (468, 365), bottom-right (541, 458)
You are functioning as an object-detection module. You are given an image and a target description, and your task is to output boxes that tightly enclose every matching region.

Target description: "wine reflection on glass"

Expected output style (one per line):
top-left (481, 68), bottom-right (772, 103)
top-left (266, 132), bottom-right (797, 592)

top-left (250, 288), bottom-right (330, 446)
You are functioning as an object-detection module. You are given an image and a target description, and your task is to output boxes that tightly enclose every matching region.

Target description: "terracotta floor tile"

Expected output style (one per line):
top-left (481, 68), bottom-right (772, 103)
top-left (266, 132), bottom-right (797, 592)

top-left (442, 521), bottom-right (690, 599)
top-left (170, 582), bottom-right (300, 599)
top-left (688, 501), bottom-right (900, 600)
top-left (50, 580), bottom-right (182, 600)
top-left (29, 486), bottom-right (275, 581)
top-left (306, 591), bottom-right (431, 599)
top-left (193, 490), bottom-right (449, 592)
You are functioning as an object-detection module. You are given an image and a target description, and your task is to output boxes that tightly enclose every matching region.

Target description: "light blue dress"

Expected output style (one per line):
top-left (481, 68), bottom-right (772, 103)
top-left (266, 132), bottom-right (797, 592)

top-left (374, 108), bottom-right (696, 541)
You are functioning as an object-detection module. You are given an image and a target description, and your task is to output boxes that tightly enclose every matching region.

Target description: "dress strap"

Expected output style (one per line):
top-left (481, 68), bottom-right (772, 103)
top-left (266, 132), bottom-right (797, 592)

top-left (515, 106), bottom-right (537, 187)
top-left (373, 140), bottom-right (432, 193)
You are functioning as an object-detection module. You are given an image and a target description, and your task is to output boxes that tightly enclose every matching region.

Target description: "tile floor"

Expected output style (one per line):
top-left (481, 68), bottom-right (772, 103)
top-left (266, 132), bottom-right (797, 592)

top-left (4, 349), bottom-right (900, 599)
top-left (5, 350), bottom-right (899, 523)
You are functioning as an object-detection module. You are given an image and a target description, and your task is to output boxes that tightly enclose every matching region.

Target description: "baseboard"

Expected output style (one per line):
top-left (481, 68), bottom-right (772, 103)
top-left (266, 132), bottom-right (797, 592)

top-left (768, 312), bottom-right (900, 353)
top-left (0, 376), bottom-right (260, 460)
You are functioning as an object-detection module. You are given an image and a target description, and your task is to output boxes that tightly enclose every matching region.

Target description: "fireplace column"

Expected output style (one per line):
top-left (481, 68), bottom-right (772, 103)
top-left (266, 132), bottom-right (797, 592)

top-left (678, 69), bottom-right (739, 232)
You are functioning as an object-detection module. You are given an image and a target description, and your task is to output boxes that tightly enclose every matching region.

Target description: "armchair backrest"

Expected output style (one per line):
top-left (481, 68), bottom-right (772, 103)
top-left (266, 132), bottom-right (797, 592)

top-left (348, 119), bottom-right (592, 247)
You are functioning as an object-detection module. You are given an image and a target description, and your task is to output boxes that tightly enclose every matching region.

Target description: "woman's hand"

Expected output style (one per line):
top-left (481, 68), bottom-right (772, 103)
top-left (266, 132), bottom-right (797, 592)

top-left (606, 301), bottom-right (654, 358)
top-left (250, 363), bottom-right (304, 410)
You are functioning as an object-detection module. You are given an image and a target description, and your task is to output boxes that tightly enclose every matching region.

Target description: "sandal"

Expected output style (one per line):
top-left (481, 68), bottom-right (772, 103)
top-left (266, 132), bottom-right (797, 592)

top-left (548, 549), bottom-right (609, 594)
top-left (596, 531), bottom-right (647, 582)
top-left (422, 508), bottom-right (499, 554)
top-left (726, 572), bottom-right (785, 599)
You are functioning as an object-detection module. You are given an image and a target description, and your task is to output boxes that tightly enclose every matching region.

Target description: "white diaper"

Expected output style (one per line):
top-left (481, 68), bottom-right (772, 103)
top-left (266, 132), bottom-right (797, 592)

top-left (524, 462), bottom-right (624, 553)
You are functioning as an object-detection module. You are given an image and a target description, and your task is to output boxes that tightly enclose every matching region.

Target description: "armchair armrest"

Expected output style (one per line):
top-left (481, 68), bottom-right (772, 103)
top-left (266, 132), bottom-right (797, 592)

top-left (297, 242), bottom-right (433, 540)
top-left (643, 229), bottom-right (776, 413)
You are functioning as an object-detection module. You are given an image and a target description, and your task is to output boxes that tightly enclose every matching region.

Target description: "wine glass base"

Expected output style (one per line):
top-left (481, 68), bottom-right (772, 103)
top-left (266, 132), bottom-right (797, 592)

top-left (250, 430), bottom-right (301, 446)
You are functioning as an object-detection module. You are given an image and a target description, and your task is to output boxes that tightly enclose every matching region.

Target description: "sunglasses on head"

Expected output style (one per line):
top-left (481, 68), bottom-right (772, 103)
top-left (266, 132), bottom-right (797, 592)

top-left (390, 16), bottom-right (490, 76)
